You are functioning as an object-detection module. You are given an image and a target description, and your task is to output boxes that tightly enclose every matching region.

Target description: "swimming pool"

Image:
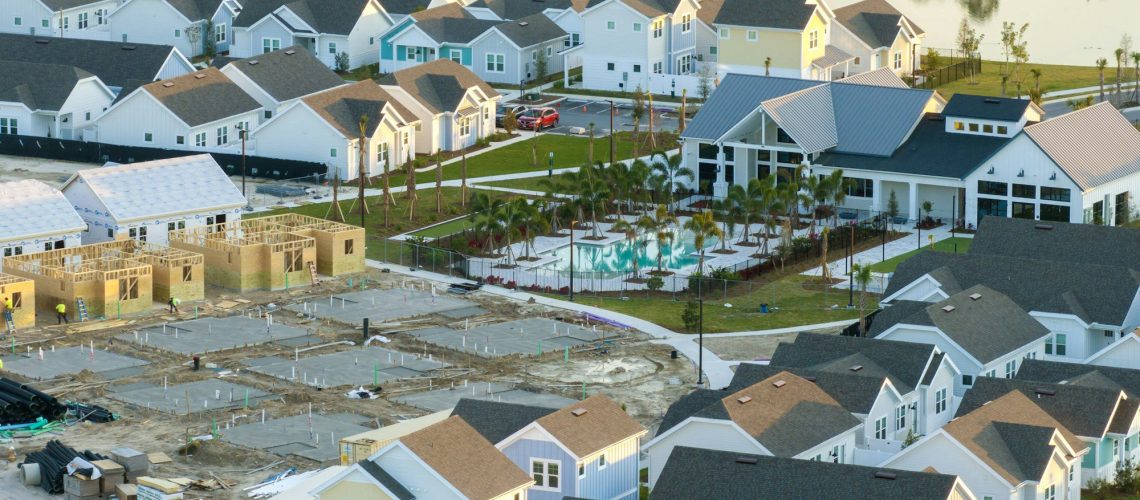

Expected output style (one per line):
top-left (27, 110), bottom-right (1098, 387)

top-left (539, 230), bottom-right (713, 275)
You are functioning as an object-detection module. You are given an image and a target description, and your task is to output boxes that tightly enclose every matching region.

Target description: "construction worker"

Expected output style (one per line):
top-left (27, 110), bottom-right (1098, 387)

top-left (56, 302), bottom-right (68, 324)
top-left (2, 296), bottom-right (12, 324)
top-left (169, 296), bottom-right (180, 314)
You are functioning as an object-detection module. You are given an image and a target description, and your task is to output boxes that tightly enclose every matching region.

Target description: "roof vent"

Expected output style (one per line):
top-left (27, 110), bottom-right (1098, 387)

top-left (122, 45), bottom-right (136, 51)
top-left (194, 73), bottom-right (206, 79)
top-left (1035, 223), bottom-right (1054, 230)
top-left (850, 365), bottom-right (863, 372)
top-left (570, 407), bottom-right (588, 417)
top-left (942, 305), bottom-right (956, 313)
top-left (518, 21), bottom-right (529, 26)
top-left (285, 49), bottom-right (296, 55)
top-left (772, 380), bottom-right (786, 389)
top-left (248, 60), bottom-right (260, 65)
top-left (162, 82), bottom-right (175, 87)
top-left (34, 39), bottom-right (50, 44)
top-left (737, 396), bottom-right (753, 404)
top-left (984, 98), bottom-right (1001, 104)
top-left (735, 456), bottom-right (759, 465)
top-left (802, 376), bottom-right (817, 382)
top-left (927, 115), bottom-right (945, 122)
top-left (1034, 388), bottom-right (1057, 397)
top-left (874, 471), bottom-right (897, 480)
top-left (969, 293), bottom-right (982, 301)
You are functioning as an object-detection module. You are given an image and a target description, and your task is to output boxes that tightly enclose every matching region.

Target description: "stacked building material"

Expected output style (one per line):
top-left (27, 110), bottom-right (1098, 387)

top-left (21, 440), bottom-right (108, 494)
top-left (0, 378), bottom-right (67, 424)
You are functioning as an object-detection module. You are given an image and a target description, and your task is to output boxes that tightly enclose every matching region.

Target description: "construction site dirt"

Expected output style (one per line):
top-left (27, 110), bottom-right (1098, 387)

top-left (0, 267), bottom-right (697, 498)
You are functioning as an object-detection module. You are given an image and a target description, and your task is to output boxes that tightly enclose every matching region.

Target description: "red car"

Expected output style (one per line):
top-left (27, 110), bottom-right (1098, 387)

top-left (517, 107), bottom-right (559, 130)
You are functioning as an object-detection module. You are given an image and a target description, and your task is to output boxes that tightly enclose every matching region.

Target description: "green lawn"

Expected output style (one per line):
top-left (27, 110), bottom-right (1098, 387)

top-left (411, 216), bottom-right (475, 238)
top-left (478, 172), bottom-right (577, 192)
top-left (935, 60), bottom-right (1103, 98)
top-left (557, 274), bottom-right (869, 333)
top-left (869, 237), bottom-right (973, 273)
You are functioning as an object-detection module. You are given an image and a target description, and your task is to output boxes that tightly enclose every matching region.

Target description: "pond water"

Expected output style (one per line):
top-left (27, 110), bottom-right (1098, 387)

top-left (828, 0), bottom-right (1140, 66)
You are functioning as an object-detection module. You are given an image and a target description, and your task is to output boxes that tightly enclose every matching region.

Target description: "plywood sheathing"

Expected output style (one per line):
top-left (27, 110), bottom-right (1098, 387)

top-left (0, 273), bottom-right (36, 329)
top-left (168, 219), bottom-right (317, 292)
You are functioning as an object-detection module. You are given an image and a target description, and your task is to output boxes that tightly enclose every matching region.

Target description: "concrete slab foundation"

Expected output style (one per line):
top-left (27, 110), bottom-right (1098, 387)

top-left (392, 382), bottom-right (576, 412)
top-left (116, 316), bottom-right (311, 355)
top-left (243, 346), bottom-right (450, 388)
top-left (220, 413), bottom-right (372, 463)
top-left (107, 380), bottom-right (274, 415)
top-left (0, 347), bottom-right (150, 380)
top-left (285, 289), bottom-right (474, 325)
top-left (404, 318), bottom-right (600, 357)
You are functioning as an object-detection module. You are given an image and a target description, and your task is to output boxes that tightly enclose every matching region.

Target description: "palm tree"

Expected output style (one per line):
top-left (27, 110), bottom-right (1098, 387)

top-left (468, 192), bottom-right (503, 254)
top-left (627, 159), bottom-right (653, 212)
top-left (404, 159), bottom-right (417, 221)
top-left (610, 218), bottom-right (642, 278)
top-left (499, 198), bottom-right (530, 265)
top-left (651, 151), bottom-right (694, 213)
top-left (713, 188), bottom-right (745, 252)
top-left (1029, 68), bottom-right (1042, 92)
top-left (1097, 57), bottom-right (1109, 103)
top-left (683, 210), bottom-right (722, 276)
top-left (1068, 95), bottom-right (1095, 111)
top-left (1133, 52), bottom-right (1140, 104)
top-left (828, 170), bottom-right (849, 227)
top-left (518, 200), bottom-right (549, 260)
top-left (575, 163), bottom-right (610, 238)
top-left (434, 151), bottom-right (443, 215)
top-left (852, 263), bottom-right (873, 335)
top-left (638, 205), bottom-right (677, 273)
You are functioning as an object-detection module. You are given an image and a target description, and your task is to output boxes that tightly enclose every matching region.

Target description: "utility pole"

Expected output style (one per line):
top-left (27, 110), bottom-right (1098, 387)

top-left (847, 224), bottom-right (854, 309)
top-left (357, 115), bottom-right (369, 226)
top-left (239, 124), bottom-right (249, 210)
top-left (608, 100), bottom-right (615, 166)
top-left (697, 276), bottom-right (704, 386)
top-left (569, 220), bottom-right (576, 302)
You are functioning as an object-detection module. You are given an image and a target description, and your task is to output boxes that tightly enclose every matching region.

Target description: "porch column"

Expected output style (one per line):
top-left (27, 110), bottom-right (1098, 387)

top-left (871, 178), bottom-right (882, 215)
top-left (714, 143), bottom-right (728, 198)
top-left (908, 182), bottom-right (918, 221)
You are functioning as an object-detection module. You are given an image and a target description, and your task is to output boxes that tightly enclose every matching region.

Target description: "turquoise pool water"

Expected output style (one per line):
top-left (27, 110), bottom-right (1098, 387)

top-left (540, 231), bottom-right (713, 275)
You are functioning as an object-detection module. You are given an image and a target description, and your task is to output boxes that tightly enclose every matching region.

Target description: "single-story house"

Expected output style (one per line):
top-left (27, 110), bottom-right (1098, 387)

top-left (0, 60), bottom-right (115, 140)
top-left (378, 58), bottom-right (500, 154)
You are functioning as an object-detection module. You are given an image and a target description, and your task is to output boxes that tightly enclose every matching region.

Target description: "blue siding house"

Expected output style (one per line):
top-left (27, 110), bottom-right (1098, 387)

top-left (453, 395), bottom-right (647, 500)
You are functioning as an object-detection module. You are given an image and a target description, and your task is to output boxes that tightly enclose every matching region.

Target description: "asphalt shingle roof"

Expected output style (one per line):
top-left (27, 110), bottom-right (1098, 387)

top-left (0, 61), bottom-right (96, 112)
top-left (233, 0), bottom-right (372, 34)
top-left (656, 389), bottom-right (725, 437)
top-left (584, 0), bottom-right (683, 18)
top-left (399, 416), bottom-right (533, 499)
top-left (956, 378), bottom-right (1124, 439)
top-left (651, 447), bottom-right (960, 500)
top-left (0, 180), bottom-right (86, 242)
top-left (378, 59), bottom-right (499, 114)
top-left (730, 363), bottom-right (890, 414)
top-left (941, 94), bottom-right (1031, 122)
top-left (222, 46), bottom-right (345, 102)
top-left (165, 0), bottom-right (224, 21)
top-left (834, 0), bottom-right (920, 49)
top-left (710, 0), bottom-right (817, 29)
top-left (970, 217), bottom-right (1140, 271)
top-left (40, 0), bottom-right (109, 10)
top-left (141, 67), bottom-right (260, 126)
top-left (356, 460), bottom-right (415, 500)
top-left (469, 0), bottom-right (585, 19)
top-left (495, 13), bottom-right (567, 47)
top-left (301, 80), bottom-right (414, 137)
top-left (0, 34), bottom-right (182, 96)
top-left (769, 332), bottom-right (938, 393)
top-left (1016, 359), bottom-right (1140, 399)
top-left (680, 74), bottom-right (819, 141)
top-left (415, 16), bottom-right (501, 44)
top-left (451, 398), bottom-right (556, 444)
top-left (1022, 102), bottom-right (1140, 190)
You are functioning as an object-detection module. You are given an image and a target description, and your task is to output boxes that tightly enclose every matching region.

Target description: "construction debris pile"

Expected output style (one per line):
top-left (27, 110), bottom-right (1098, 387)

top-left (20, 440), bottom-right (108, 494)
top-left (0, 378), bottom-right (67, 425)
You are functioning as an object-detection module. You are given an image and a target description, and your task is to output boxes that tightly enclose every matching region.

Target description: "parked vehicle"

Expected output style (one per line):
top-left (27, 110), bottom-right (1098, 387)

top-left (495, 104), bottom-right (528, 128)
top-left (516, 107), bottom-right (559, 130)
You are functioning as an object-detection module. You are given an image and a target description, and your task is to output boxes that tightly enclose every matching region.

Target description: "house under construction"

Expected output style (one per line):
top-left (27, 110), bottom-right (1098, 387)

top-left (1, 239), bottom-right (204, 319)
top-left (254, 214), bottom-right (365, 276)
top-left (168, 218), bottom-right (318, 292)
top-left (0, 273), bottom-right (35, 330)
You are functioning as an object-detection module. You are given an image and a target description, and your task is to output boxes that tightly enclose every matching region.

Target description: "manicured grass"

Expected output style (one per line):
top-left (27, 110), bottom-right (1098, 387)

top-left (411, 216), bottom-right (475, 239)
top-left (868, 237), bottom-right (973, 273)
top-left (935, 60), bottom-right (1103, 98)
top-left (556, 274), bottom-right (869, 334)
top-left (478, 172), bottom-right (577, 192)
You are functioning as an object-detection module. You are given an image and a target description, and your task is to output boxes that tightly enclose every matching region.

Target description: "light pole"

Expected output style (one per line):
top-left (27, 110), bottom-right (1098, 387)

top-left (608, 100), bottom-right (615, 166)
top-left (847, 223), bottom-right (854, 309)
top-left (548, 151), bottom-right (554, 177)
top-left (569, 219), bottom-right (576, 302)
top-left (238, 124), bottom-right (249, 210)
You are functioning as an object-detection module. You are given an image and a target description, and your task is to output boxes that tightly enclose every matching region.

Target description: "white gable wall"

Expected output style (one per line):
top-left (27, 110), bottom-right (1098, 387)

top-left (96, 90), bottom-right (260, 150)
top-left (580, 1), bottom-right (649, 92)
top-left (231, 17), bottom-right (293, 59)
top-left (252, 103), bottom-right (349, 176)
top-left (0, 0), bottom-right (52, 35)
top-left (471, 30), bottom-right (522, 83)
top-left (372, 445), bottom-right (464, 500)
top-left (110, 0), bottom-right (198, 57)
top-left (218, 65), bottom-right (280, 122)
top-left (644, 419), bottom-right (764, 487)
top-left (0, 103), bottom-right (46, 138)
top-left (795, 428), bottom-right (858, 465)
top-left (59, 78), bottom-right (115, 139)
top-left (923, 356), bottom-right (960, 431)
top-left (862, 386), bottom-right (909, 453)
top-left (157, 50), bottom-right (196, 80)
top-left (964, 134), bottom-right (1083, 227)
top-left (348, 0), bottom-right (390, 68)
top-left (315, 34), bottom-right (352, 69)
top-left (884, 432), bottom-right (1015, 500)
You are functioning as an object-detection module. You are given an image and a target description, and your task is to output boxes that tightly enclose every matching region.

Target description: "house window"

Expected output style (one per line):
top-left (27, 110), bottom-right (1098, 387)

top-left (968, 123), bottom-right (979, 132)
top-left (119, 277), bottom-right (139, 301)
top-left (264, 110), bottom-right (273, 120)
top-left (652, 20), bottom-right (662, 38)
top-left (962, 374), bottom-right (974, 386)
top-left (977, 180), bottom-right (1008, 196)
top-left (1040, 187), bottom-right (1070, 202)
top-left (546, 46), bottom-right (553, 57)
top-left (1114, 438), bottom-right (1121, 459)
top-left (809, 30), bottom-right (818, 48)
top-left (369, 36), bottom-right (374, 45)
top-left (893, 51), bottom-right (902, 69)
top-left (710, 46), bottom-right (717, 55)
top-left (486, 53), bottom-right (504, 72)
top-left (1012, 184), bottom-right (1035, 199)
top-left (874, 416), bottom-right (887, 439)
top-left (1004, 359), bottom-right (1017, 378)
top-left (167, 221), bottom-right (185, 231)
top-left (194, 132), bottom-right (206, 147)
top-left (844, 177), bottom-right (873, 198)
top-left (718, 27), bottom-right (729, 39)
top-left (329, 148), bottom-right (338, 158)
top-left (633, 22), bottom-right (642, 33)
top-left (144, 132), bottom-right (153, 142)
top-left (677, 55), bottom-right (692, 74)
top-left (0, 117), bottom-right (19, 135)
top-left (182, 265), bottom-right (193, 282)
top-left (10, 292), bottom-right (21, 309)
top-left (935, 388), bottom-right (947, 413)
top-left (653, 61), bottom-right (662, 73)
top-left (681, 14), bottom-right (691, 32)
top-left (607, 62), bottom-right (615, 71)
top-left (62, 16), bottom-right (69, 29)
top-left (328, 42), bottom-right (338, 54)
top-left (531, 459), bottom-right (559, 490)
top-left (831, 444), bottom-right (844, 464)
top-left (284, 249), bottom-right (303, 272)
top-left (85, 111), bottom-right (91, 121)
top-left (376, 142), bottom-right (388, 165)
top-left (262, 38), bottom-right (280, 54)
top-left (633, 64), bottom-right (641, 73)
top-left (997, 125), bottom-right (1008, 134)
top-left (128, 226), bottom-right (147, 242)
top-left (459, 118), bottom-right (471, 136)
top-left (215, 23), bottom-right (226, 43)
top-left (77, 13), bottom-right (88, 29)
top-left (216, 126), bottom-right (228, 145)
top-left (982, 124), bottom-right (994, 134)
top-left (1044, 484), bottom-right (1056, 500)
top-left (895, 405), bottom-right (907, 430)
top-left (107, 228), bottom-right (114, 238)
top-left (42, 19), bottom-right (49, 28)
top-left (449, 49), bottom-right (462, 64)
top-left (344, 239), bottom-right (355, 255)
top-left (954, 121), bottom-right (964, 131)
top-left (598, 454), bottom-right (607, 469)
top-left (578, 463), bottom-right (585, 478)
top-left (174, 29), bottom-right (181, 38)
top-left (1069, 465), bottom-right (1075, 482)
top-left (2, 247), bottom-right (22, 257)
top-left (746, 30), bottom-right (758, 42)
top-left (606, 21), bottom-right (615, 31)
top-left (13, 17), bottom-right (21, 26)
top-left (1040, 204), bottom-right (1070, 222)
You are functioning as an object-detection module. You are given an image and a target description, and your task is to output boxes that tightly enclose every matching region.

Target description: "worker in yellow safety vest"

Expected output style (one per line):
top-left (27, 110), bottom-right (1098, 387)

top-left (169, 297), bottom-right (181, 314)
top-left (56, 303), bottom-right (68, 325)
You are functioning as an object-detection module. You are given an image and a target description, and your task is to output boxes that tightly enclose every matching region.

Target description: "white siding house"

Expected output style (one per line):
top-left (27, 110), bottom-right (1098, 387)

top-left (0, 180), bottom-right (86, 270)
top-left (230, 0), bottom-right (393, 70)
top-left (377, 59), bottom-right (500, 154)
top-left (217, 47), bottom-right (347, 122)
top-left (109, 0), bottom-right (239, 58)
top-left (0, 0), bottom-right (117, 38)
top-left (0, 61), bottom-right (116, 140)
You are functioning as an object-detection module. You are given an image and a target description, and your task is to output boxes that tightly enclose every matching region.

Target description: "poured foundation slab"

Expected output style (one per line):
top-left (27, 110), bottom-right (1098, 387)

top-left (243, 346), bottom-right (450, 387)
top-left (220, 413), bottom-right (373, 463)
top-left (392, 382), bottom-right (576, 412)
top-left (404, 318), bottom-right (600, 357)
top-left (285, 289), bottom-right (474, 325)
top-left (117, 316), bottom-right (311, 355)
top-left (107, 380), bottom-right (274, 415)
top-left (0, 347), bottom-right (150, 380)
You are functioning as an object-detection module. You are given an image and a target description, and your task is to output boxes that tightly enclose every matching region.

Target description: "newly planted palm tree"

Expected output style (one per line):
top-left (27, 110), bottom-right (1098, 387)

top-left (852, 263), bottom-right (873, 335)
top-left (637, 205), bottom-right (678, 273)
top-left (1098, 57), bottom-right (1109, 103)
top-left (683, 210), bottom-right (723, 276)
top-left (518, 199), bottom-right (549, 260)
top-left (610, 218), bottom-right (643, 278)
top-left (499, 198), bottom-right (529, 265)
top-left (651, 151), bottom-right (694, 212)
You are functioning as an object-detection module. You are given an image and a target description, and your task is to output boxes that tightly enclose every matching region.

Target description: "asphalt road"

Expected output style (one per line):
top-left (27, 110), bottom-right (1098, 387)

top-left (1041, 97), bottom-right (1140, 122)
top-left (519, 98), bottom-right (680, 137)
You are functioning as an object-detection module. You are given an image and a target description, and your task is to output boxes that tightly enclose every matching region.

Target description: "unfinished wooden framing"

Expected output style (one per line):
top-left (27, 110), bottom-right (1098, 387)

top-left (168, 219), bottom-right (317, 292)
top-left (0, 273), bottom-right (36, 330)
top-left (256, 214), bottom-right (366, 276)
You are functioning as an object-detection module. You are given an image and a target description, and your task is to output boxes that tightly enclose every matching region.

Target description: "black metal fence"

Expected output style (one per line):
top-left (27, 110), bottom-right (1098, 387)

top-left (913, 50), bottom-right (982, 90)
top-left (0, 134), bottom-right (327, 179)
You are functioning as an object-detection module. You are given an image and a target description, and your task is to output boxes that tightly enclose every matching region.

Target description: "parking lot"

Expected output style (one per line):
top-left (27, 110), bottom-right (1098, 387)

top-left (514, 98), bottom-right (681, 137)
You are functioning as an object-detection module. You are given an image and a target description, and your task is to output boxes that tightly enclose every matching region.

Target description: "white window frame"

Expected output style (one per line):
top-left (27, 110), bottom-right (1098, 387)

top-left (77, 12), bottom-right (88, 29)
top-left (376, 142), bottom-right (389, 165)
top-left (874, 416), bottom-right (887, 439)
top-left (531, 459), bottom-right (560, 491)
top-left (96, 9), bottom-right (104, 25)
top-left (598, 453), bottom-right (607, 470)
top-left (606, 20), bottom-right (615, 31)
top-left (895, 405), bottom-right (906, 430)
top-left (652, 20), bottom-right (662, 38)
top-left (174, 28), bottom-right (181, 38)
top-left (633, 22), bottom-right (642, 33)
top-left (718, 27), bottom-right (729, 39)
top-left (62, 16), bottom-right (69, 30)
top-left (809, 30), bottom-right (818, 49)
top-left (216, 125), bottom-right (228, 145)
top-left (41, 18), bottom-right (49, 28)
top-left (194, 132), bottom-right (206, 147)
top-left (13, 17), bottom-right (21, 26)
top-left (486, 53), bottom-right (504, 73)
top-left (215, 23), bottom-right (226, 43)
top-left (329, 147), bottom-right (338, 158)
top-left (681, 14), bottom-right (691, 32)
top-left (677, 54), bottom-right (692, 74)
top-left (652, 61), bottom-right (662, 74)
top-left (1004, 359), bottom-right (1016, 378)
top-left (746, 30), bottom-right (758, 42)
top-left (0, 117), bottom-right (18, 135)
top-left (143, 132), bottom-right (153, 143)
top-left (935, 388), bottom-right (947, 414)
top-left (262, 37), bottom-right (280, 54)
top-left (893, 51), bottom-right (902, 70)
top-left (328, 42), bottom-right (338, 55)
top-left (449, 49), bottom-right (463, 64)
top-left (546, 46), bottom-right (553, 57)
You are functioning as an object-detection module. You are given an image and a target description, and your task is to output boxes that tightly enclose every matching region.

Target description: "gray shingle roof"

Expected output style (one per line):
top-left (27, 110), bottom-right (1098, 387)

top-left (730, 363), bottom-right (889, 414)
top-left (1016, 359), bottom-right (1140, 398)
top-left (223, 46), bottom-right (345, 102)
top-left (970, 217), bottom-right (1140, 271)
top-left (301, 80), bottom-right (415, 137)
top-left (873, 285), bottom-right (1049, 364)
top-left (1023, 102), bottom-right (1140, 190)
top-left (415, 16), bottom-right (501, 44)
top-left (495, 13), bottom-right (567, 47)
top-left (451, 398), bottom-right (556, 444)
top-left (584, 0), bottom-right (683, 18)
top-left (356, 460), bottom-right (415, 500)
top-left (816, 114), bottom-right (1012, 179)
top-left (710, 0), bottom-right (817, 29)
top-left (0, 34), bottom-right (182, 96)
top-left (990, 422), bottom-right (1059, 482)
top-left (656, 389), bottom-right (725, 436)
top-left (378, 59), bottom-right (499, 114)
top-left (769, 332), bottom-right (938, 393)
top-left (165, 0), bottom-right (224, 21)
top-left (233, 0), bottom-right (372, 34)
top-left (680, 74), bottom-right (819, 141)
top-left (0, 61), bottom-right (96, 111)
top-left (941, 94), bottom-right (1030, 122)
top-left (884, 251), bottom-right (1140, 326)
top-left (957, 377), bottom-right (1123, 439)
top-left (378, 0), bottom-right (433, 15)
top-left (834, 0), bottom-right (919, 49)
top-left (469, 0), bottom-right (584, 19)
top-left (40, 0), bottom-right (109, 10)
top-left (651, 447), bottom-right (960, 500)
top-left (141, 68), bottom-right (261, 126)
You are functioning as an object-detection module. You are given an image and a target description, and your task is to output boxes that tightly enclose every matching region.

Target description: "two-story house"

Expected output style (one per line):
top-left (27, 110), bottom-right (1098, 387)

top-left (831, 0), bottom-right (924, 78)
top-left (643, 370), bottom-right (861, 487)
top-left (705, 0), bottom-right (845, 80)
top-left (454, 395), bottom-right (647, 500)
top-left (230, 0), bottom-right (393, 70)
top-left (869, 285), bottom-right (1050, 384)
top-left (377, 59), bottom-right (500, 154)
top-left (0, 0), bottom-right (117, 37)
top-left (108, 0), bottom-right (242, 57)
top-left (577, 0), bottom-right (699, 92)
top-left (961, 376), bottom-right (1140, 487)
top-left (884, 390), bottom-right (1087, 500)
top-left (253, 80), bottom-right (419, 181)
top-left (216, 46), bottom-right (346, 122)
top-left (0, 180), bottom-right (85, 270)
top-left (95, 67), bottom-right (262, 151)
top-left (0, 60), bottom-right (115, 140)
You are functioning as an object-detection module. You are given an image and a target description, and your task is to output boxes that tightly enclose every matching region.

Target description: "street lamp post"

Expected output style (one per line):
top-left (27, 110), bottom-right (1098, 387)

top-left (569, 219), bottom-right (576, 302)
top-left (608, 100), bottom-right (615, 166)
top-left (238, 124), bottom-right (249, 210)
top-left (847, 223), bottom-right (854, 309)
top-left (548, 151), bottom-right (554, 177)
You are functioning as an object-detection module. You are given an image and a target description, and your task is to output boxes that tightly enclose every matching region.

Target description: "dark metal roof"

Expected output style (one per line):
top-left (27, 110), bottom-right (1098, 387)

top-left (816, 114), bottom-right (1012, 179)
top-left (451, 398), bottom-right (556, 444)
top-left (834, 0), bottom-right (919, 49)
top-left (0, 34), bottom-right (181, 96)
top-left (233, 0), bottom-right (373, 34)
top-left (651, 447), bottom-right (960, 500)
top-left (680, 74), bottom-right (818, 141)
top-left (956, 378), bottom-right (1123, 439)
top-left (711, 0), bottom-right (817, 30)
top-left (357, 460), bottom-right (416, 500)
top-left (971, 217), bottom-right (1140, 271)
top-left (494, 13), bottom-right (567, 47)
top-left (941, 94), bottom-right (1031, 122)
top-left (223, 46), bottom-right (345, 102)
top-left (0, 61), bottom-right (96, 111)
top-left (769, 332), bottom-right (937, 393)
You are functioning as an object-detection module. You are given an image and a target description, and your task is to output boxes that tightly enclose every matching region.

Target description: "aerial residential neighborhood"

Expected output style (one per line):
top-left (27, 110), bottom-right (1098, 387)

top-left (1, 0), bottom-right (1139, 498)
